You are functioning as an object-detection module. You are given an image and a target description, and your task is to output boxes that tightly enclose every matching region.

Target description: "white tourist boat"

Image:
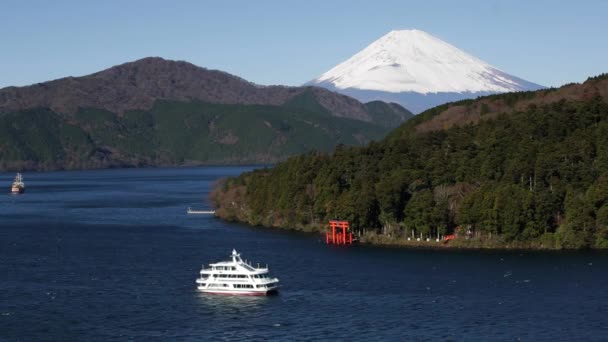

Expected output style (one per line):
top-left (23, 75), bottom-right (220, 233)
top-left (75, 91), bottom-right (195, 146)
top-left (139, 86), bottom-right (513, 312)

top-left (11, 173), bottom-right (25, 194)
top-left (196, 249), bottom-right (280, 296)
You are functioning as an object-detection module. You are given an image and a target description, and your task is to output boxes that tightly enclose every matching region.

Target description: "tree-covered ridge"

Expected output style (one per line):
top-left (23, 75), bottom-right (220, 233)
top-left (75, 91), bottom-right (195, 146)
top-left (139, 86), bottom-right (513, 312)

top-left (363, 101), bottom-right (414, 128)
top-left (388, 75), bottom-right (608, 140)
top-left (212, 78), bottom-right (608, 249)
top-left (0, 99), bottom-right (395, 171)
top-left (0, 57), bottom-right (414, 171)
top-left (0, 57), bottom-right (413, 125)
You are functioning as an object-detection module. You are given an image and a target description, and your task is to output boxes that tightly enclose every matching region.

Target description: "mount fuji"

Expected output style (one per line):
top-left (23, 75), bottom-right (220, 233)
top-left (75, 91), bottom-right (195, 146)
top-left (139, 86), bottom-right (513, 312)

top-left (307, 29), bottom-right (544, 113)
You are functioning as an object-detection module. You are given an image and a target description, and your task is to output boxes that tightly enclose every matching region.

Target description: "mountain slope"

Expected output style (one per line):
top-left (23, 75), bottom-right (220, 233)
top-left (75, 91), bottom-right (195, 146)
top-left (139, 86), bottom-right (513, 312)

top-left (0, 58), bottom-right (412, 171)
top-left (364, 101), bottom-right (414, 128)
top-left (0, 57), bottom-right (375, 122)
top-left (308, 30), bottom-right (544, 113)
top-left (0, 100), bottom-right (390, 171)
top-left (212, 74), bottom-right (608, 249)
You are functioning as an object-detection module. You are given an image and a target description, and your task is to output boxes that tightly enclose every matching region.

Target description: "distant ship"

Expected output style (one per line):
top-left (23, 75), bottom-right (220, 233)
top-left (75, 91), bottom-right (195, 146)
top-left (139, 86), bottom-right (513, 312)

top-left (196, 249), bottom-right (280, 296)
top-left (11, 173), bottom-right (25, 194)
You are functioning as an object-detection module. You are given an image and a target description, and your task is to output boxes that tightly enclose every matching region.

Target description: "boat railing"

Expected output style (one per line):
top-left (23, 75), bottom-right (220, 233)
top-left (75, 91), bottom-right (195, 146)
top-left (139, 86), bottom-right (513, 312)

top-left (215, 278), bottom-right (251, 282)
top-left (242, 261), bottom-right (269, 271)
top-left (199, 275), bottom-right (275, 283)
top-left (250, 267), bottom-right (269, 272)
top-left (201, 265), bottom-right (268, 273)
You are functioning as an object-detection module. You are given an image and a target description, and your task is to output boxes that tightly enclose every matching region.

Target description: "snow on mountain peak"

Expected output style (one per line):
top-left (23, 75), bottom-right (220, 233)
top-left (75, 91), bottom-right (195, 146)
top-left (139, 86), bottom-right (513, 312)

top-left (313, 29), bottom-right (535, 94)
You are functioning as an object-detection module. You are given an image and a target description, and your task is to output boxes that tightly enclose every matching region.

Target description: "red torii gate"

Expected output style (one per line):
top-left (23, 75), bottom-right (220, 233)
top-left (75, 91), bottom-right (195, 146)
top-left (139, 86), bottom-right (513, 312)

top-left (326, 220), bottom-right (353, 245)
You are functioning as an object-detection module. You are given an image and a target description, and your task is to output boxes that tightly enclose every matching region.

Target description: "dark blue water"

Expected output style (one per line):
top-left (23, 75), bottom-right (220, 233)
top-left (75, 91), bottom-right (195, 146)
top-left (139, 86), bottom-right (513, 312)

top-left (1, 167), bottom-right (607, 341)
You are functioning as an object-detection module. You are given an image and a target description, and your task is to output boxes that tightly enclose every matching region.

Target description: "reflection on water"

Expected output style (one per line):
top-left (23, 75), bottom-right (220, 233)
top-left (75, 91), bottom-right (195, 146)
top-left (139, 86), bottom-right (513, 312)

top-left (196, 291), bottom-right (279, 313)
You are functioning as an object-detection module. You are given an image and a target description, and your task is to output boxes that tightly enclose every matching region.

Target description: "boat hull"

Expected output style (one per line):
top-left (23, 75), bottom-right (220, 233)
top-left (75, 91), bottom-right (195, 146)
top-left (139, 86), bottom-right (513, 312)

top-left (11, 187), bottom-right (24, 194)
top-left (198, 288), bottom-right (279, 296)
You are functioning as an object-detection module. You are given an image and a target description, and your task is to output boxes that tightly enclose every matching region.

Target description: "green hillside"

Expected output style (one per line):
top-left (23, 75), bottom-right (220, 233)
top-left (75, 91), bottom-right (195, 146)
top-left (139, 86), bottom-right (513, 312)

top-left (364, 101), bottom-right (414, 128)
top-left (0, 100), bottom-right (391, 171)
top-left (211, 75), bottom-right (608, 249)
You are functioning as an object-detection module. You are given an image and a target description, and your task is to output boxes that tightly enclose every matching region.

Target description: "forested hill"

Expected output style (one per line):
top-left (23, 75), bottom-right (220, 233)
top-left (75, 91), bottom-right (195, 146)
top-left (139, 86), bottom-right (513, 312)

top-left (212, 74), bottom-right (608, 249)
top-left (0, 58), bottom-right (412, 171)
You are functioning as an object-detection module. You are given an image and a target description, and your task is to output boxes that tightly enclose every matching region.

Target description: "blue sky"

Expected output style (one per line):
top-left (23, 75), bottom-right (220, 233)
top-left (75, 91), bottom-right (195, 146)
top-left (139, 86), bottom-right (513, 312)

top-left (1, 0), bottom-right (606, 89)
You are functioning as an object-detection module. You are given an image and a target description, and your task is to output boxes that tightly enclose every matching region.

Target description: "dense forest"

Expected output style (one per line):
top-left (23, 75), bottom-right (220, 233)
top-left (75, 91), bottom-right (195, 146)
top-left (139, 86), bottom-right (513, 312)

top-left (0, 98), bottom-right (408, 171)
top-left (212, 75), bottom-right (608, 249)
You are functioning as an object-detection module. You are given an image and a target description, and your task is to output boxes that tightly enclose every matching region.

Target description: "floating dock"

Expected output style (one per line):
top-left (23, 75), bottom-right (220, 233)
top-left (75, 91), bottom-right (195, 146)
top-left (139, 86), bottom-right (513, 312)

top-left (187, 207), bottom-right (216, 215)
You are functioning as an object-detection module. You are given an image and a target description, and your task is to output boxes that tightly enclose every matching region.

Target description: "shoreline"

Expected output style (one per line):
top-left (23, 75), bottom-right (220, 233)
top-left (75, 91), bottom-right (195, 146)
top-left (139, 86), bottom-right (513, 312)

top-left (358, 233), bottom-right (559, 251)
top-left (214, 214), bottom-right (608, 251)
top-left (0, 162), bottom-right (272, 173)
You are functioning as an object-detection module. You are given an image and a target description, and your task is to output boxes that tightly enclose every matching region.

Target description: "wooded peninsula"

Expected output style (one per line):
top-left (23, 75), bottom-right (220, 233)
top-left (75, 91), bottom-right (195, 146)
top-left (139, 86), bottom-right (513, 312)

top-left (212, 75), bottom-right (608, 249)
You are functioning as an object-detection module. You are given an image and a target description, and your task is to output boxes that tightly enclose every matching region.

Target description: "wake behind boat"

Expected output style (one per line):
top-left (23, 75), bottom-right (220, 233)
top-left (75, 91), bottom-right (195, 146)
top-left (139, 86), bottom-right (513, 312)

top-left (11, 173), bottom-right (25, 194)
top-left (196, 249), bottom-right (280, 296)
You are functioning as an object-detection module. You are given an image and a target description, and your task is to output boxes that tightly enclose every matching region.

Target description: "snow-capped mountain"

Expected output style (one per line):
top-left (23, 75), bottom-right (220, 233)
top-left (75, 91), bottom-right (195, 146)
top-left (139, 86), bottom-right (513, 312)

top-left (308, 29), bottom-right (544, 113)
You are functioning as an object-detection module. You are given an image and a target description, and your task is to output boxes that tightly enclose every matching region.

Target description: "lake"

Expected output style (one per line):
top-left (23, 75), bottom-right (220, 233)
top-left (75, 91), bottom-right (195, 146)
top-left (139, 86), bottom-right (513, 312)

top-left (1, 167), bottom-right (607, 341)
